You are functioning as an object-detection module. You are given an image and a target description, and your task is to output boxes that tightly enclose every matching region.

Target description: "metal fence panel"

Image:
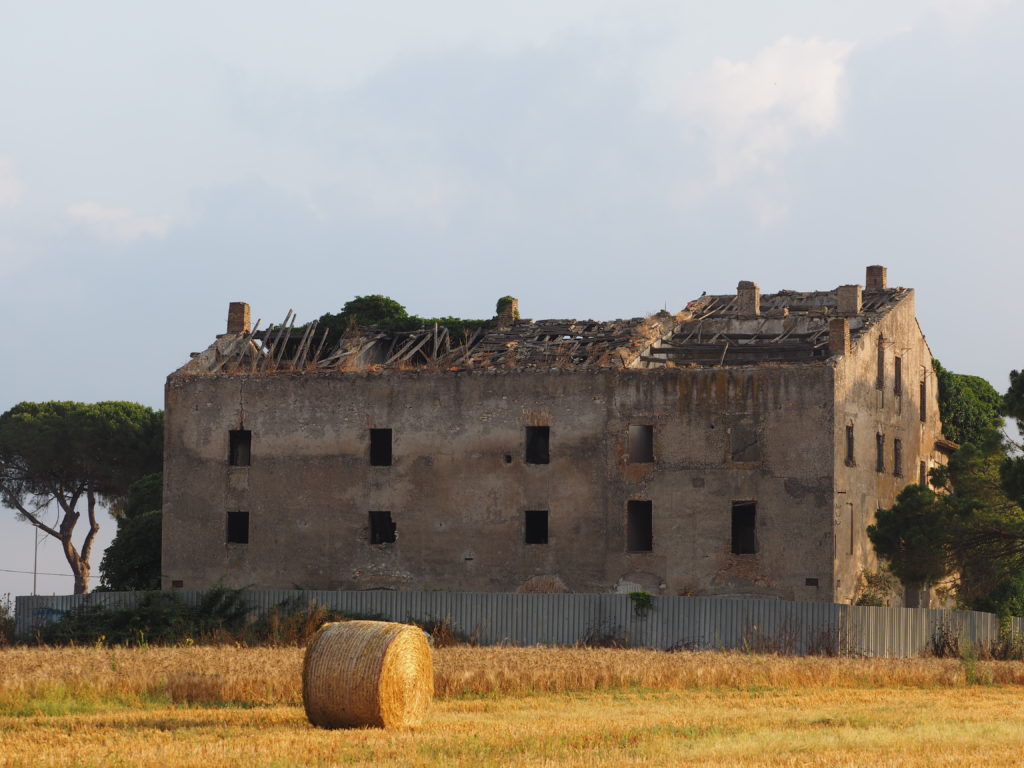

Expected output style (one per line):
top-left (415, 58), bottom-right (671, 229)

top-left (13, 590), bottom-right (1024, 658)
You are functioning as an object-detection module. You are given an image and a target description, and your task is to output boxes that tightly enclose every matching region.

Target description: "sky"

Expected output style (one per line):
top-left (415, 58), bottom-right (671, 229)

top-left (1, 0), bottom-right (1022, 599)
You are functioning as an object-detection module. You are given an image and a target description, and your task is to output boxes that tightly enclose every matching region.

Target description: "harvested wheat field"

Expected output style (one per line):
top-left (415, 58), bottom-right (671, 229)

top-left (3, 646), bottom-right (1024, 767)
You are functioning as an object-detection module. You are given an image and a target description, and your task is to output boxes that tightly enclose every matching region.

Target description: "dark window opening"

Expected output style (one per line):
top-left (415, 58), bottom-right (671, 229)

top-left (730, 422), bottom-right (760, 462)
top-left (171, 579), bottom-right (183, 589)
top-left (876, 343), bottom-right (885, 390)
top-left (626, 500), bottom-right (653, 552)
top-left (370, 428), bottom-right (393, 466)
top-left (894, 356), bottom-right (903, 396)
top-left (876, 433), bottom-right (885, 473)
top-left (920, 380), bottom-right (927, 422)
top-left (226, 511), bottom-right (249, 544)
top-left (919, 461), bottom-right (928, 486)
top-left (893, 438), bottom-right (903, 477)
top-left (805, 578), bottom-right (819, 587)
top-left (845, 425), bottom-right (855, 466)
top-left (525, 426), bottom-right (550, 464)
top-left (731, 501), bottom-right (757, 555)
top-left (627, 425), bottom-right (655, 463)
top-left (504, 454), bottom-right (513, 464)
top-left (229, 430), bottom-right (251, 466)
top-left (524, 510), bottom-right (548, 544)
top-left (369, 511), bottom-right (396, 544)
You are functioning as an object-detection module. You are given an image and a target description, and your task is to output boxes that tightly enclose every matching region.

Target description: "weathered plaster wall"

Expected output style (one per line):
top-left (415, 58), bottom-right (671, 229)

top-left (163, 365), bottom-right (836, 600)
top-left (832, 290), bottom-right (946, 604)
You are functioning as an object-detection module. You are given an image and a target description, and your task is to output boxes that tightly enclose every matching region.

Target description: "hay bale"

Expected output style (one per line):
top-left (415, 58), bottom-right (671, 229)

top-left (302, 620), bottom-right (433, 729)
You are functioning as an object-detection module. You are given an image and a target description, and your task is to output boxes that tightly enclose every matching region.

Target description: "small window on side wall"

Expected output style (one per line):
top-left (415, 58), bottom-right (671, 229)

top-left (731, 501), bottom-right (757, 555)
top-left (845, 425), bottom-right (855, 466)
top-left (627, 425), bottom-right (654, 463)
top-left (626, 500), bottom-right (653, 552)
top-left (369, 511), bottom-right (397, 544)
top-left (525, 426), bottom-right (550, 464)
top-left (370, 428), bottom-right (392, 466)
top-left (524, 510), bottom-right (548, 544)
top-left (229, 430), bottom-right (251, 466)
top-left (226, 511), bottom-right (249, 544)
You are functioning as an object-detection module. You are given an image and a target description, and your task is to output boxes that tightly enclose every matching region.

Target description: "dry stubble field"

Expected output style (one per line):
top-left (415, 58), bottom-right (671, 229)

top-left (3, 646), bottom-right (1024, 767)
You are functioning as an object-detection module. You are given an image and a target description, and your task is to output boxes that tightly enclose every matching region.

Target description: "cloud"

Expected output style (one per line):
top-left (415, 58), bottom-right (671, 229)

top-left (67, 201), bottom-right (171, 242)
top-left (677, 37), bottom-right (855, 188)
top-left (0, 157), bottom-right (24, 207)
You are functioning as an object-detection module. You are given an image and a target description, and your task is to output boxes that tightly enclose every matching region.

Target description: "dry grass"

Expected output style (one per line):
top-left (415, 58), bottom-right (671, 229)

top-left (5, 647), bottom-right (1024, 766)
top-left (4, 688), bottom-right (1024, 767)
top-left (3, 645), bottom-right (1024, 712)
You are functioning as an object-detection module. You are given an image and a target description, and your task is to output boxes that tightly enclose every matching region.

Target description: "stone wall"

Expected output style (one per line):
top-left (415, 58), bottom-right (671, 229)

top-left (163, 364), bottom-right (837, 601)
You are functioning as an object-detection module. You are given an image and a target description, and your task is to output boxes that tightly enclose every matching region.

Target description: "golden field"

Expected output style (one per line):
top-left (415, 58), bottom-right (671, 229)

top-left (3, 646), bottom-right (1024, 767)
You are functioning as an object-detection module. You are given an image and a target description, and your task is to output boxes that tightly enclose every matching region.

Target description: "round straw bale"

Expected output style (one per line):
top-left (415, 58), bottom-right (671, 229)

top-left (302, 620), bottom-right (433, 729)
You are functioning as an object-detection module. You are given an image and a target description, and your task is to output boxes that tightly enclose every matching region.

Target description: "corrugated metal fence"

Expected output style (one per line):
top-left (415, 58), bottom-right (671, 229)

top-left (14, 590), bottom-right (1024, 657)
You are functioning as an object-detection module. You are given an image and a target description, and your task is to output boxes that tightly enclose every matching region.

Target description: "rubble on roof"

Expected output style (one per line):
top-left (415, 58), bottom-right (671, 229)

top-left (176, 267), bottom-right (912, 376)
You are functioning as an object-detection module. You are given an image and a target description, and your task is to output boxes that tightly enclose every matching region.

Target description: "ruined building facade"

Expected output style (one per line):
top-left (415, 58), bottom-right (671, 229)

top-left (162, 266), bottom-right (951, 604)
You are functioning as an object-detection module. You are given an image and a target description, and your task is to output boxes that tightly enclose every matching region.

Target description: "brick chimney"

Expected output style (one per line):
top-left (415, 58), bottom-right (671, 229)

top-left (737, 281), bottom-right (760, 317)
top-left (866, 265), bottom-right (887, 292)
top-left (227, 302), bottom-right (251, 334)
top-left (836, 285), bottom-right (862, 316)
top-left (829, 318), bottom-right (850, 356)
top-left (496, 297), bottom-right (519, 328)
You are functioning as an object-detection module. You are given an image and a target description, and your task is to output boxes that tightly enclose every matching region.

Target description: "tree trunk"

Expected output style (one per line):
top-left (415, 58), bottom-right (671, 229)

top-left (60, 533), bottom-right (90, 595)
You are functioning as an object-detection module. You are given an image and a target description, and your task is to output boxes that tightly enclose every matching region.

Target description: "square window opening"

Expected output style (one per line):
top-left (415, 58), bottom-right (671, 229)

top-left (627, 425), bottom-right (655, 463)
top-left (731, 501), bottom-right (757, 555)
top-left (626, 500), bottom-right (653, 552)
top-left (524, 510), bottom-right (548, 544)
top-left (229, 430), bottom-right (251, 466)
top-left (226, 511), bottom-right (249, 544)
top-left (369, 511), bottom-right (396, 544)
top-left (525, 426), bottom-right (550, 464)
top-left (370, 428), bottom-right (393, 466)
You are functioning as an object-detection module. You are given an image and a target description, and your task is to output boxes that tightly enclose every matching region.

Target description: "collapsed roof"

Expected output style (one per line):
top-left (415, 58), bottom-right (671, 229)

top-left (175, 266), bottom-right (910, 376)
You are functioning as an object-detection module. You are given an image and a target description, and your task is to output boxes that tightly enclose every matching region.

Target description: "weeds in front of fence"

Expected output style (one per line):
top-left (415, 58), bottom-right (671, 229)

top-left (30, 589), bottom-right (387, 647)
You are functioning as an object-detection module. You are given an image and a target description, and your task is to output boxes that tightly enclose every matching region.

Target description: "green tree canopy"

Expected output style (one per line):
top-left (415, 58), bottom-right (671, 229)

top-left (99, 472), bottom-right (163, 591)
top-left (869, 430), bottom-right (1024, 615)
top-left (933, 359), bottom-right (1004, 446)
top-left (867, 484), bottom-right (950, 590)
top-left (0, 402), bottom-right (163, 594)
top-left (123, 472), bottom-right (163, 520)
top-left (316, 295), bottom-right (493, 348)
top-left (99, 510), bottom-right (162, 592)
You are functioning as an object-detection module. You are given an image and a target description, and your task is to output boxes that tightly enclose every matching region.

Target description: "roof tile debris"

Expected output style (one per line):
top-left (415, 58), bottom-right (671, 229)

top-left (177, 283), bottom-right (911, 376)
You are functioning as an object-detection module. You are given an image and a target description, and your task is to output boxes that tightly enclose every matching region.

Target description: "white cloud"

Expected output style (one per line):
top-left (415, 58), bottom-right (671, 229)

top-left (0, 157), bottom-right (24, 207)
top-left (67, 201), bottom-right (171, 242)
top-left (676, 37), bottom-right (855, 188)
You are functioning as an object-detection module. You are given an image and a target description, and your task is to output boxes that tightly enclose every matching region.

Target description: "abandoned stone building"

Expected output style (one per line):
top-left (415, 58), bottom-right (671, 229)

top-left (162, 265), bottom-right (952, 604)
